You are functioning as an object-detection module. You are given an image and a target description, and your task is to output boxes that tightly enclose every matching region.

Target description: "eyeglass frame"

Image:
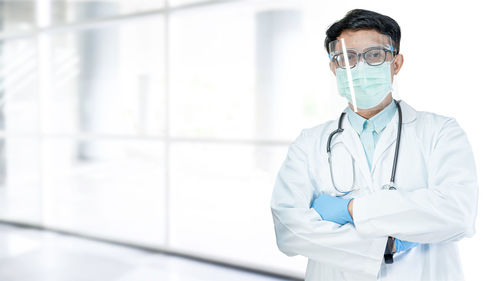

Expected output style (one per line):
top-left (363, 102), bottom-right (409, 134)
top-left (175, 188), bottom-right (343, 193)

top-left (329, 45), bottom-right (398, 69)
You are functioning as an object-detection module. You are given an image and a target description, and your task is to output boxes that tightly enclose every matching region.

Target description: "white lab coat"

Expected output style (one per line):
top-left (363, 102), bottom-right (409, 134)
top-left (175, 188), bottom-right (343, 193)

top-left (270, 100), bottom-right (478, 281)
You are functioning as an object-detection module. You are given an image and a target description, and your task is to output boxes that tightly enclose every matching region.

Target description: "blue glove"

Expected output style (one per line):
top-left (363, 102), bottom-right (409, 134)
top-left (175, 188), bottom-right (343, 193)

top-left (311, 194), bottom-right (353, 225)
top-left (394, 238), bottom-right (419, 253)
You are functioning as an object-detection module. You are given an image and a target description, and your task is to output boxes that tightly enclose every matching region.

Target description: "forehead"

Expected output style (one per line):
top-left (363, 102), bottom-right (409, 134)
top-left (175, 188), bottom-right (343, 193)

top-left (336, 29), bottom-right (390, 50)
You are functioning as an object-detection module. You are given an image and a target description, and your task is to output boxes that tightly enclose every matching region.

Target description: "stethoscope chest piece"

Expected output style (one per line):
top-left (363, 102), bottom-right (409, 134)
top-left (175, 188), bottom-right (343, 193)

top-left (381, 183), bottom-right (397, 190)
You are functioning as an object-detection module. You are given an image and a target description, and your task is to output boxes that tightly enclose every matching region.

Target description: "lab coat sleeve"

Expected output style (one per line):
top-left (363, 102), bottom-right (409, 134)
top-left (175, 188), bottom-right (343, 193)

top-left (353, 118), bottom-right (479, 243)
top-left (270, 130), bottom-right (387, 278)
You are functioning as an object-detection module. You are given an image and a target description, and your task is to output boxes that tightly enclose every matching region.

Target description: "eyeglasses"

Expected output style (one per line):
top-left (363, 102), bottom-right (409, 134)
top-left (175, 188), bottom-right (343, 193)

top-left (330, 46), bottom-right (396, 69)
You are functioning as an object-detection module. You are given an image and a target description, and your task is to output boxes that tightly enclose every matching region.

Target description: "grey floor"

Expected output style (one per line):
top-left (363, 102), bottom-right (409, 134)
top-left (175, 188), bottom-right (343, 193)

top-left (0, 224), bottom-right (296, 281)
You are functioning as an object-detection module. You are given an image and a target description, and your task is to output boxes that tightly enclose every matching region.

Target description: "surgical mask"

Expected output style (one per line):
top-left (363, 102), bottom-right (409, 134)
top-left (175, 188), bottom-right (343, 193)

top-left (335, 61), bottom-right (393, 109)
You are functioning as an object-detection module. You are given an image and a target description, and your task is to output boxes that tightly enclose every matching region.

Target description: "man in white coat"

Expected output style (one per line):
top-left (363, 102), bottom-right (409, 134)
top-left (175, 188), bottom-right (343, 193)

top-left (270, 9), bottom-right (478, 281)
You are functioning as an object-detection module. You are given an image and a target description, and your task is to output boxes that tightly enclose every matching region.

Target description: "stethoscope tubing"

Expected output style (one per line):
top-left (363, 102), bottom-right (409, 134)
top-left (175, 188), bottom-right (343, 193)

top-left (326, 100), bottom-right (402, 194)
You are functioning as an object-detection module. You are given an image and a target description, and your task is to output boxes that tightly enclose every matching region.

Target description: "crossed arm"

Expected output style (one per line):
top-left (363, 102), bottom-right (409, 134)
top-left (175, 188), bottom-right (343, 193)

top-left (312, 194), bottom-right (413, 253)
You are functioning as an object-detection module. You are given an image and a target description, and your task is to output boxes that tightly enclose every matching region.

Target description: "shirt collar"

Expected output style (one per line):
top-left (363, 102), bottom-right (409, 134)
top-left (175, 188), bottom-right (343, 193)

top-left (345, 99), bottom-right (397, 135)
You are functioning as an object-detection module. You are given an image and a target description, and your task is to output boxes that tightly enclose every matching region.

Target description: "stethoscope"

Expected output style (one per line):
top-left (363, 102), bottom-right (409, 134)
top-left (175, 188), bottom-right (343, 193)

top-left (326, 99), bottom-right (403, 195)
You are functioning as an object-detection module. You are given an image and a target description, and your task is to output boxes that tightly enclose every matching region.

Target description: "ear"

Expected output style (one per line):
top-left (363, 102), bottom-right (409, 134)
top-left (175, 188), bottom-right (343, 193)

top-left (393, 53), bottom-right (404, 75)
top-left (329, 61), bottom-right (336, 76)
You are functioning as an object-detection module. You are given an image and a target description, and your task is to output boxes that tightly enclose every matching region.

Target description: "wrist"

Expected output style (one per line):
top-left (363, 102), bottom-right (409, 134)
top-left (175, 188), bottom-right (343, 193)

top-left (348, 199), bottom-right (353, 219)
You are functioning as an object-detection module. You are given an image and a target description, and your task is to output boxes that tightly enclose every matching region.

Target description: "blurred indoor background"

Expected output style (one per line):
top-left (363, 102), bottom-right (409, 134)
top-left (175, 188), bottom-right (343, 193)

top-left (0, 0), bottom-right (498, 280)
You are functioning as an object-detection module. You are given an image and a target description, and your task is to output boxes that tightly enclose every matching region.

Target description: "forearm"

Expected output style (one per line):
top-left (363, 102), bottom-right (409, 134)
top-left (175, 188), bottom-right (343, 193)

top-left (351, 201), bottom-right (397, 254)
top-left (350, 186), bottom-right (477, 243)
top-left (272, 205), bottom-right (387, 277)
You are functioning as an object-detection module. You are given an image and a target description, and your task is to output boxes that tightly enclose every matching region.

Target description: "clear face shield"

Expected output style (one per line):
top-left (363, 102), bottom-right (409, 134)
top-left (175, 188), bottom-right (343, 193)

top-left (328, 34), bottom-right (397, 112)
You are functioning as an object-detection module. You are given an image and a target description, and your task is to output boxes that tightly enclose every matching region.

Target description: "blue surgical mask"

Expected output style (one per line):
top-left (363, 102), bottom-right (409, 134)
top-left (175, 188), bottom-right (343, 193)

top-left (335, 61), bottom-right (393, 109)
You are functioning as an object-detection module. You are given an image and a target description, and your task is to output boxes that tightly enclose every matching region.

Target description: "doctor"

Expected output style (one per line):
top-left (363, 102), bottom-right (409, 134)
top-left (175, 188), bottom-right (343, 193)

top-left (270, 9), bottom-right (478, 281)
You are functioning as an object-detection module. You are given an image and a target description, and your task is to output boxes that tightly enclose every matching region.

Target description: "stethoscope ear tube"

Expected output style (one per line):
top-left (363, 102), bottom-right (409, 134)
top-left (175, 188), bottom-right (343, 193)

top-left (326, 112), bottom-right (346, 153)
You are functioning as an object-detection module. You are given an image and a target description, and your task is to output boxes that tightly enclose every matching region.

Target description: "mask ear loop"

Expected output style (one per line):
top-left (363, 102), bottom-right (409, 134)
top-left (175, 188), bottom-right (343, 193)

top-left (389, 45), bottom-right (400, 100)
top-left (340, 38), bottom-right (358, 112)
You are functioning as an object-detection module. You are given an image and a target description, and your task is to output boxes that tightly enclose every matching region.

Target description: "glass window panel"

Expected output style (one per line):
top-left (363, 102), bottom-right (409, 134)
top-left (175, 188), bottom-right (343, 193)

top-left (0, 1), bottom-right (36, 35)
top-left (168, 2), bottom-right (331, 142)
top-left (40, 15), bottom-right (166, 136)
top-left (169, 142), bottom-right (307, 275)
top-left (168, 4), bottom-right (255, 140)
top-left (41, 138), bottom-right (166, 246)
top-left (168, 0), bottom-right (216, 8)
top-left (0, 38), bottom-right (39, 133)
top-left (0, 138), bottom-right (42, 224)
top-left (49, 0), bottom-right (164, 26)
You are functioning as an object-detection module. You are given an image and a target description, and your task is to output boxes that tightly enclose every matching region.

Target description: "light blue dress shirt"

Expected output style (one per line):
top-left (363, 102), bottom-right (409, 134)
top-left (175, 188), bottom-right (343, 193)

top-left (346, 99), bottom-right (397, 171)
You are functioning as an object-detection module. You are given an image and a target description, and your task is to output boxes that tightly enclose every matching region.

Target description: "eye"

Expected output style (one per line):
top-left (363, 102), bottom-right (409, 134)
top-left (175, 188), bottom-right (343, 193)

top-left (365, 49), bottom-right (386, 64)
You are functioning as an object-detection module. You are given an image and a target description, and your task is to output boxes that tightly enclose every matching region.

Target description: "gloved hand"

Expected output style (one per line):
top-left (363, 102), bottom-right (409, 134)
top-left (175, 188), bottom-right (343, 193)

top-left (394, 238), bottom-right (419, 253)
top-left (311, 194), bottom-right (353, 225)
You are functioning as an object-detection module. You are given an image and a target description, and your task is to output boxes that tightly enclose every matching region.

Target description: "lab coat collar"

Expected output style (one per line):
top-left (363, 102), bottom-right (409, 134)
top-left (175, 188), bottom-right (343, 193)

top-left (343, 99), bottom-right (417, 125)
top-left (346, 99), bottom-right (398, 135)
top-left (397, 99), bottom-right (417, 124)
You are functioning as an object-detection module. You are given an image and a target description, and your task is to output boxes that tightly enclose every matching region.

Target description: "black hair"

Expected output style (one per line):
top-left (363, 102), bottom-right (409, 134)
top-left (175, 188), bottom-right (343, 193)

top-left (324, 9), bottom-right (401, 54)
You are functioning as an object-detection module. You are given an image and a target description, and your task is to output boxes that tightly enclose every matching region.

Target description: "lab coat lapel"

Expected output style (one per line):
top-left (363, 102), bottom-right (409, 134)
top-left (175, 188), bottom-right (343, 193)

top-left (371, 100), bottom-right (417, 174)
top-left (371, 116), bottom-right (397, 174)
top-left (330, 118), bottom-right (373, 188)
